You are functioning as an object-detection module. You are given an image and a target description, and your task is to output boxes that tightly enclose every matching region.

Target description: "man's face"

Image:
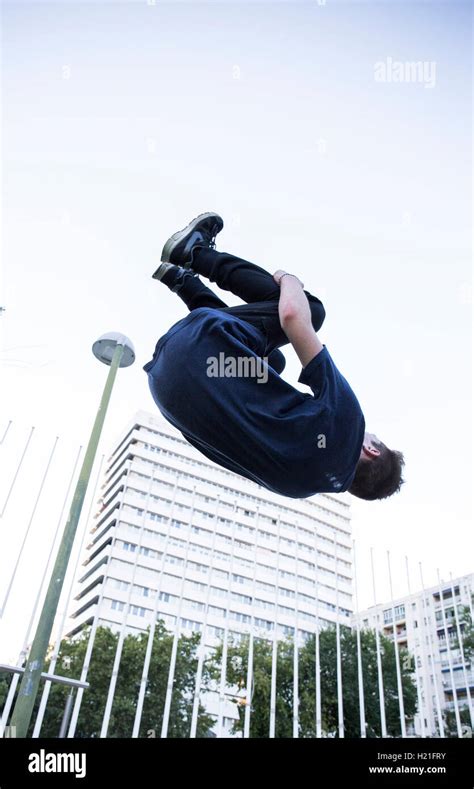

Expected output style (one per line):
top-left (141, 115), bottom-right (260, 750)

top-left (360, 432), bottom-right (382, 461)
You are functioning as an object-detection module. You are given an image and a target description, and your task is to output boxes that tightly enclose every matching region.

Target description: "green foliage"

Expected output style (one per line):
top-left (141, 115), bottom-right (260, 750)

top-left (2, 623), bottom-right (214, 738)
top-left (210, 627), bottom-right (417, 738)
top-left (443, 707), bottom-right (472, 738)
top-left (1, 623), bottom-right (418, 738)
top-left (456, 605), bottom-right (474, 663)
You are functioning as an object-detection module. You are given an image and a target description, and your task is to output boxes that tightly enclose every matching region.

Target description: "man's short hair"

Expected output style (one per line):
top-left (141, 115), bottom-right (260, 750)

top-left (349, 442), bottom-right (405, 501)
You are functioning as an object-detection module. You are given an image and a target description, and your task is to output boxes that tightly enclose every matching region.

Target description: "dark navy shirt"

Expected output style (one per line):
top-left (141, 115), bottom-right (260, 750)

top-left (144, 308), bottom-right (365, 499)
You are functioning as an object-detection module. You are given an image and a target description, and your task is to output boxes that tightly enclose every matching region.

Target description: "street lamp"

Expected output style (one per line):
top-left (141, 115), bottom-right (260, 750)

top-left (10, 332), bottom-right (134, 737)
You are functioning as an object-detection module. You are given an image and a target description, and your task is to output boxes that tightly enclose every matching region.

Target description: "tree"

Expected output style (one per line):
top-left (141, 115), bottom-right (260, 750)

top-left (1, 623), bottom-right (215, 738)
top-left (456, 605), bottom-right (473, 663)
top-left (210, 626), bottom-right (417, 738)
top-left (443, 707), bottom-right (472, 739)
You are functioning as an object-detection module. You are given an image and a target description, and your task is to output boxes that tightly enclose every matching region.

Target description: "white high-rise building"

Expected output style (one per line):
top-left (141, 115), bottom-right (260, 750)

top-left (66, 410), bottom-right (354, 736)
top-left (353, 573), bottom-right (474, 738)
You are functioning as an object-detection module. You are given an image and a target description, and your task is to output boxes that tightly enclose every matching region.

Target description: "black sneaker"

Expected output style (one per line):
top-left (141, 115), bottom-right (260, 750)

top-left (160, 211), bottom-right (224, 268)
top-left (151, 262), bottom-right (196, 293)
top-left (152, 261), bottom-right (177, 281)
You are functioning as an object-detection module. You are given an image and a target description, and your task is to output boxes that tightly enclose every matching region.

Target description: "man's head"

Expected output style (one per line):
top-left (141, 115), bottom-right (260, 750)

top-left (348, 432), bottom-right (405, 501)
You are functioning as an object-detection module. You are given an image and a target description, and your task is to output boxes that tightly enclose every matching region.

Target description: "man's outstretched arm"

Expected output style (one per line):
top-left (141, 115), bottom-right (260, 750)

top-left (273, 270), bottom-right (324, 368)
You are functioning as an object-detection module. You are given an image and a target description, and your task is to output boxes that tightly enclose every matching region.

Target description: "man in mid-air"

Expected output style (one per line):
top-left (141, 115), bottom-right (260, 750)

top-left (144, 212), bottom-right (405, 501)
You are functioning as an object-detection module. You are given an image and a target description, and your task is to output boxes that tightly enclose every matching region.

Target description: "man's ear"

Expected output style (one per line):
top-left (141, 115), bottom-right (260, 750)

top-left (363, 445), bottom-right (380, 459)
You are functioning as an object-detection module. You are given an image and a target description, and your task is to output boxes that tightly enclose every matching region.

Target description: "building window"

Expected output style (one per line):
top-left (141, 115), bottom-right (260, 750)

top-left (254, 617), bottom-right (273, 631)
top-left (167, 555), bottom-right (185, 568)
top-left (184, 598), bottom-right (205, 612)
top-left (229, 610), bottom-right (251, 624)
top-left (279, 587), bottom-right (296, 599)
top-left (159, 591), bottom-right (173, 603)
top-left (111, 578), bottom-right (129, 591)
top-left (231, 591), bottom-right (252, 605)
top-left (121, 541), bottom-right (137, 553)
top-left (208, 626), bottom-right (225, 639)
top-left (180, 618), bottom-right (202, 632)
top-left (208, 605), bottom-right (226, 618)
top-left (130, 605), bottom-right (147, 617)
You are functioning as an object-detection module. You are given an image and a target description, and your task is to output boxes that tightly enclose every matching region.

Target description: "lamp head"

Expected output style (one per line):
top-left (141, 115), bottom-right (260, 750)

top-left (92, 332), bottom-right (135, 367)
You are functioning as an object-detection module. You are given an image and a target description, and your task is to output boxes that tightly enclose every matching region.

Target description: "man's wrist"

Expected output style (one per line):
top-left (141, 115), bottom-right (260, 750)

top-left (277, 272), bottom-right (303, 287)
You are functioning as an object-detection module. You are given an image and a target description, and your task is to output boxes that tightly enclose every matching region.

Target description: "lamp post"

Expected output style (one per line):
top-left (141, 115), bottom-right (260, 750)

top-left (10, 333), bottom-right (135, 738)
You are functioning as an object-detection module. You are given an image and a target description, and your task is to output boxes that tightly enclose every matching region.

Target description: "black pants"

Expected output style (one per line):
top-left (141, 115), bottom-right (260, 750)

top-left (162, 247), bottom-right (326, 374)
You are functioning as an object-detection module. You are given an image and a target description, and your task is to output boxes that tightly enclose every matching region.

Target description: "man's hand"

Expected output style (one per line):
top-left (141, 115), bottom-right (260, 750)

top-left (275, 271), bottom-right (324, 368)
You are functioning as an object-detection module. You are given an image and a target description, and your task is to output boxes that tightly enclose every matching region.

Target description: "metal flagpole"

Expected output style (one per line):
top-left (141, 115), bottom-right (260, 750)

top-left (293, 522), bottom-right (300, 738)
top-left (10, 336), bottom-right (133, 738)
top-left (269, 515), bottom-right (281, 739)
top-left (0, 419), bottom-right (12, 445)
top-left (243, 508), bottom-right (260, 739)
top-left (334, 532), bottom-right (344, 738)
top-left (100, 470), bottom-right (156, 738)
top-left (0, 425), bottom-right (35, 519)
top-left (416, 587), bottom-right (436, 737)
top-left (67, 468), bottom-right (131, 738)
top-left (131, 474), bottom-right (180, 738)
top-left (215, 502), bottom-right (238, 739)
top-left (352, 540), bottom-right (366, 737)
top-left (1, 435), bottom-right (59, 616)
top-left (436, 569), bottom-right (462, 737)
top-left (370, 547), bottom-right (387, 738)
top-left (418, 563), bottom-right (444, 737)
top-left (314, 526), bottom-right (322, 738)
top-left (189, 494), bottom-right (221, 738)
top-left (32, 446), bottom-right (88, 737)
top-left (387, 551), bottom-right (406, 737)
top-left (405, 556), bottom-right (426, 738)
top-left (58, 689), bottom-right (74, 738)
top-left (0, 444), bottom-right (80, 736)
top-left (449, 572), bottom-right (474, 729)
top-left (161, 486), bottom-right (197, 738)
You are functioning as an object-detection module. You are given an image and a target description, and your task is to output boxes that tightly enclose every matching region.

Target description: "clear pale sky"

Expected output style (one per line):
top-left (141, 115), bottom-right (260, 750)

top-left (1, 0), bottom-right (472, 662)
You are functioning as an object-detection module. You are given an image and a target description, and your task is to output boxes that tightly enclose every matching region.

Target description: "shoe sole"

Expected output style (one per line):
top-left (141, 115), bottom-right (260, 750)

top-left (152, 262), bottom-right (174, 281)
top-left (160, 211), bottom-right (224, 264)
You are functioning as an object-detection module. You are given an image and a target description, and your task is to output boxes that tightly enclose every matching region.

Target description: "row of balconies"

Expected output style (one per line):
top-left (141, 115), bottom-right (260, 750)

top-left (96, 461), bottom-right (354, 572)
top-left (137, 422), bottom-right (352, 520)
top-left (442, 677), bottom-right (474, 691)
top-left (116, 494), bottom-right (353, 578)
top-left (112, 513), bottom-right (351, 596)
top-left (72, 530), bottom-right (351, 625)
top-left (104, 558), bottom-right (343, 621)
top-left (70, 585), bottom-right (344, 647)
top-left (104, 437), bottom-right (353, 539)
